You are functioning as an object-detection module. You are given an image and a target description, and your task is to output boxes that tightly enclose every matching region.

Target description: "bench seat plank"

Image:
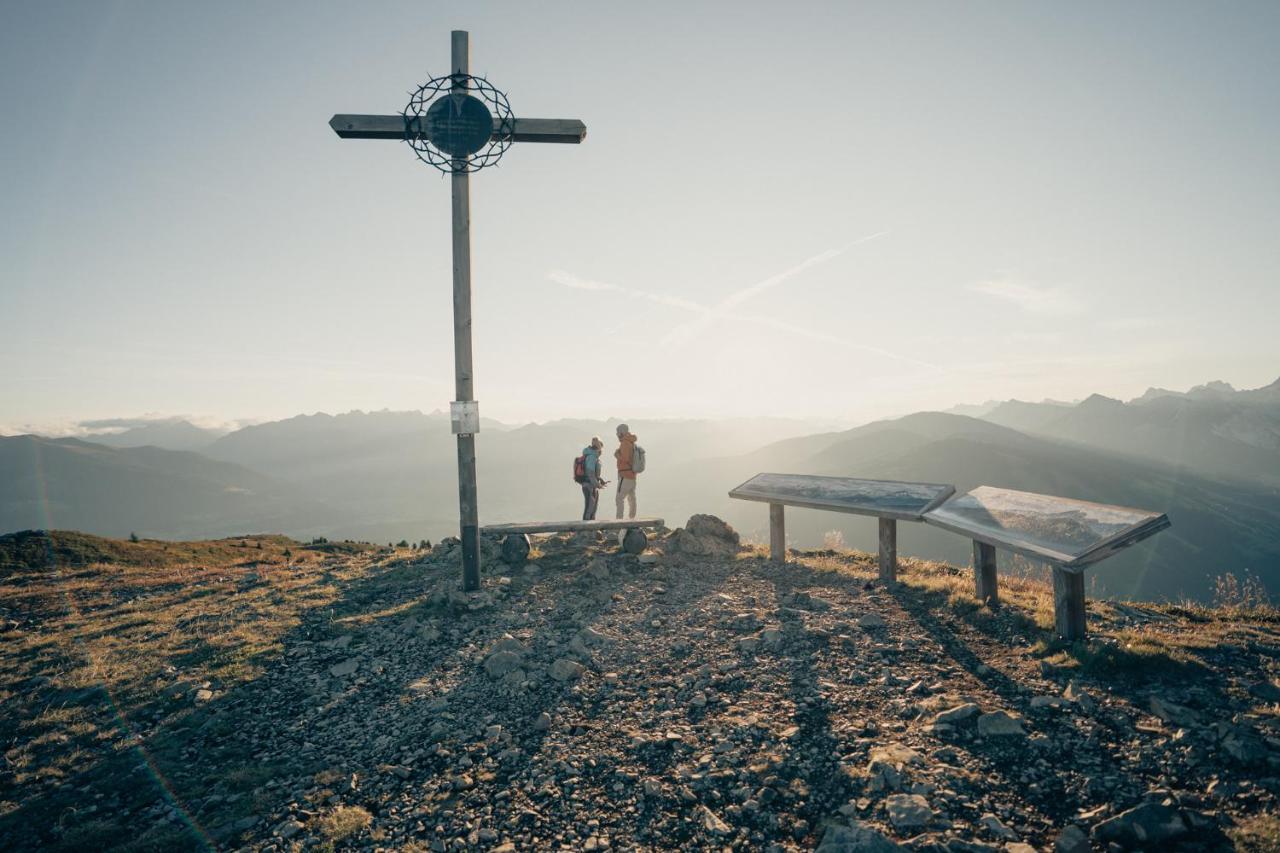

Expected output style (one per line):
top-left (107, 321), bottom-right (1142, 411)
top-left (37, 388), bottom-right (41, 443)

top-left (481, 517), bottom-right (664, 535)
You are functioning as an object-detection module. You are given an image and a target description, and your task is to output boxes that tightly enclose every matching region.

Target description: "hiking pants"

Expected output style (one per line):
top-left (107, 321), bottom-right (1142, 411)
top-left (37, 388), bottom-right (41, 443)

top-left (582, 483), bottom-right (599, 521)
top-left (615, 477), bottom-right (637, 519)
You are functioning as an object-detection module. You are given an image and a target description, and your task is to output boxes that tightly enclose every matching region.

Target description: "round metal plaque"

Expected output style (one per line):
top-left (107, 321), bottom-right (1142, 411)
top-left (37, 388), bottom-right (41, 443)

top-left (425, 93), bottom-right (494, 158)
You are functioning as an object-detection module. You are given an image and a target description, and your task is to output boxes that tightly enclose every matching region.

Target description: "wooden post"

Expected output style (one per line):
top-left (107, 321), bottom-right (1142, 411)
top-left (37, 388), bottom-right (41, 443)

top-left (973, 540), bottom-right (998, 607)
top-left (451, 30), bottom-right (481, 592)
top-left (878, 517), bottom-right (897, 582)
top-left (769, 503), bottom-right (785, 563)
top-left (1052, 566), bottom-right (1087, 640)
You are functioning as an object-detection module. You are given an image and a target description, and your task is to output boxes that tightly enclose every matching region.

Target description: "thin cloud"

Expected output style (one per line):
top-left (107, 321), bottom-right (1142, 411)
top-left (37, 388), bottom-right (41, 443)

top-left (969, 280), bottom-right (1083, 316)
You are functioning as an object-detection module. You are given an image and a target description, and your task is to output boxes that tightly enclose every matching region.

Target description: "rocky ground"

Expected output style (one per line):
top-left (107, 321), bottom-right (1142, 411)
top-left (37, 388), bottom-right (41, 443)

top-left (3, 521), bottom-right (1280, 851)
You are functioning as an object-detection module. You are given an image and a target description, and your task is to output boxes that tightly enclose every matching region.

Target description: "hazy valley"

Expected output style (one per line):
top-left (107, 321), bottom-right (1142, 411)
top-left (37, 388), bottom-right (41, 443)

top-left (4, 377), bottom-right (1278, 603)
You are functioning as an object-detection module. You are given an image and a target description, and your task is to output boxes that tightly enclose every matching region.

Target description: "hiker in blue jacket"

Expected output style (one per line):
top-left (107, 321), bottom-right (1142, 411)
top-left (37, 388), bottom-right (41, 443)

top-left (580, 436), bottom-right (608, 520)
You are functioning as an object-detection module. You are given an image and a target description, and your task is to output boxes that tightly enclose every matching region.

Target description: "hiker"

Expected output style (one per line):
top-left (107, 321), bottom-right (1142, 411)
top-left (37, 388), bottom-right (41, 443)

top-left (578, 436), bottom-right (607, 520)
top-left (614, 423), bottom-right (641, 519)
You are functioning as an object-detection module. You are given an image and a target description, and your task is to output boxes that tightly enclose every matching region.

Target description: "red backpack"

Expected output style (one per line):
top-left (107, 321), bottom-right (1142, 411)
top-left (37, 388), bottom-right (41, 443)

top-left (573, 454), bottom-right (587, 484)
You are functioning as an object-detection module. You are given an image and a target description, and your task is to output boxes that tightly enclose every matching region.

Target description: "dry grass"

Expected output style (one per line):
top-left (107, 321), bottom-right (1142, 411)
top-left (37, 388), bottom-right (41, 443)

top-left (789, 545), bottom-right (1270, 690)
top-left (0, 530), bottom-right (396, 851)
top-left (314, 804), bottom-right (372, 846)
top-left (1232, 813), bottom-right (1280, 853)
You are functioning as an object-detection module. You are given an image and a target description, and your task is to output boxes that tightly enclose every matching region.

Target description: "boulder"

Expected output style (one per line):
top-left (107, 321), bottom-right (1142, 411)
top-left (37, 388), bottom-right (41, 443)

top-left (815, 822), bottom-right (904, 852)
top-left (857, 613), bottom-right (887, 630)
top-left (550, 658), bottom-right (586, 682)
top-left (668, 514), bottom-right (742, 558)
top-left (329, 658), bottom-right (360, 678)
top-left (885, 793), bottom-right (933, 830)
top-left (1054, 824), bottom-right (1090, 853)
top-left (932, 703), bottom-right (980, 726)
top-left (977, 711), bottom-right (1026, 738)
top-left (484, 651), bottom-right (523, 679)
top-left (1091, 802), bottom-right (1187, 847)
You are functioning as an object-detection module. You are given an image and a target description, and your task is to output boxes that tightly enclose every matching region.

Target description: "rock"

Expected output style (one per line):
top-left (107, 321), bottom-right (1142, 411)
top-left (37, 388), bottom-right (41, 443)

top-left (329, 658), bottom-right (360, 677)
top-left (668, 514), bottom-right (741, 558)
top-left (491, 634), bottom-right (527, 654)
top-left (532, 712), bottom-right (552, 732)
top-left (977, 711), bottom-right (1025, 738)
top-left (700, 804), bottom-right (732, 835)
top-left (866, 743), bottom-right (921, 793)
top-left (550, 658), bottom-right (586, 682)
top-left (1005, 844), bottom-right (1036, 853)
top-left (932, 703), bottom-right (980, 725)
top-left (885, 793), bottom-right (933, 830)
top-left (484, 650), bottom-right (524, 679)
top-left (1030, 695), bottom-right (1066, 709)
top-left (1062, 680), bottom-right (1097, 713)
top-left (1091, 802), bottom-right (1187, 847)
top-left (1249, 679), bottom-right (1280, 703)
top-left (577, 626), bottom-right (608, 647)
top-left (194, 688), bottom-right (214, 703)
top-left (815, 821), bottom-right (904, 852)
top-left (1148, 695), bottom-right (1198, 727)
top-left (1054, 824), bottom-right (1089, 853)
top-left (980, 813), bottom-right (1018, 841)
top-left (275, 819), bottom-right (304, 839)
top-left (857, 613), bottom-right (887, 630)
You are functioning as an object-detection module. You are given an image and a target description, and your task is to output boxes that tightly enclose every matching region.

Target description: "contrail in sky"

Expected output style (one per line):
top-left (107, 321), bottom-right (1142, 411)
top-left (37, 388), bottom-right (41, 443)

top-left (546, 233), bottom-right (940, 371)
top-left (660, 231), bottom-right (889, 347)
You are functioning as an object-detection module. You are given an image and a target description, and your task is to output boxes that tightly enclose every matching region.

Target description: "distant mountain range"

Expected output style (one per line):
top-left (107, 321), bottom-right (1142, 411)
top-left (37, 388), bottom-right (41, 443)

top-left (978, 377), bottom-right (1280, 486)
top-left (77, 417), bottom-right (230, 452)
top-left (3, 378), bottom-right (1278, 602)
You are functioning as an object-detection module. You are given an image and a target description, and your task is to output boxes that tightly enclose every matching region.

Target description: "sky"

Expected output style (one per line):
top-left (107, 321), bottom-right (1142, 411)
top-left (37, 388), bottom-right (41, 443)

top-left (2, 1), bottom-right (1278, 433)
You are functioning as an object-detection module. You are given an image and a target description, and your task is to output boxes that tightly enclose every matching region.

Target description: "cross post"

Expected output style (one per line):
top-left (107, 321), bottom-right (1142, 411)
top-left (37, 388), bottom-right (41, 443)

top-left (329, 30), bottom-right (586, 591)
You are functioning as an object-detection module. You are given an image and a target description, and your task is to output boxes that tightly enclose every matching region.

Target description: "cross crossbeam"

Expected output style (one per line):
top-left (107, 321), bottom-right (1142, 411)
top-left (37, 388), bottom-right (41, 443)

top-left (328, 30), bottom-right (585, 592)
top-left (329, 114), bottom-right (586, 144)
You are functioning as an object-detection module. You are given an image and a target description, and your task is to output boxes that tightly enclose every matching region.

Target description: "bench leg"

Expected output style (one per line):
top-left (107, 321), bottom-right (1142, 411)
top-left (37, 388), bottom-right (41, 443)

top-left (621, 528), bottom-right (648, 555)
top-left (878, 518), bottom-right (897, 582)
top-left (500, 534), bottom-right (530, 566)
top-left (1053, 566), bottom-right (1087, 640)
top-left (973, 541), bottom-right (998, 607)
top-left (769, 503), bottom-right (785, 564)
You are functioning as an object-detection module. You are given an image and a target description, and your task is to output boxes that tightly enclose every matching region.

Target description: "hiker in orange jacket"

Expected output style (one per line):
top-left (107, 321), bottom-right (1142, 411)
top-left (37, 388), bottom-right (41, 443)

top-left (614, 423), bottom-right (639, 519)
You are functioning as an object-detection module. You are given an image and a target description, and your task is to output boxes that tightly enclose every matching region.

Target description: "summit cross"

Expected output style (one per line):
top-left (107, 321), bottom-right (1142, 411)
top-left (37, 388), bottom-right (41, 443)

top-left (329, 30), bottom-right (586, 591)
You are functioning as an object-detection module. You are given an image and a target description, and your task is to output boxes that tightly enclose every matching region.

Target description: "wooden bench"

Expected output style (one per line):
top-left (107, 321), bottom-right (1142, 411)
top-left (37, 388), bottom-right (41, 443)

top-left (480, 517), bottom-right (665, 565)
top-left (728, 473), bottom-right (956, 581)
top-left (923, 486), bottom-right (1170, 640)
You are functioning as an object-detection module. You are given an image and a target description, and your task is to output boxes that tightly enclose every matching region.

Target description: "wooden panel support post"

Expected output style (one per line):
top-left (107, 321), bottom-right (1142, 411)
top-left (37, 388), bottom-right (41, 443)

top-left (769, 503), bottom-right (785, 564)
top-left (973, 540), bottom-right (998, 607)
top-left (1052, 566), bottom-right (1087, 640)
top-left (878, 517), bottom-right (897, 582)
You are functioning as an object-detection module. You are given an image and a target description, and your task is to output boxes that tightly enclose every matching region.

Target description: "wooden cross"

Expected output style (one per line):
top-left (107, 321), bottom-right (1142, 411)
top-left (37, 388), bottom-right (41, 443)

top-left (329, 30), bottom-right (586, 591)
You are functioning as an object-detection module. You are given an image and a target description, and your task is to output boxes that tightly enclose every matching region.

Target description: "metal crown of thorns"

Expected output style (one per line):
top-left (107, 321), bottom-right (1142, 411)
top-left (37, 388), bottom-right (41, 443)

top-left (403, 73), bottom-right (515, 174)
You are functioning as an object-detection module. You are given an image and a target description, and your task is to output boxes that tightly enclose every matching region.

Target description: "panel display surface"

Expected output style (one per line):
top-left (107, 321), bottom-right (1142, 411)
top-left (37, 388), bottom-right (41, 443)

top-left (924, 485), bottom-right (1169, 566)
top-left (729, 473), bottom-right (955, 520)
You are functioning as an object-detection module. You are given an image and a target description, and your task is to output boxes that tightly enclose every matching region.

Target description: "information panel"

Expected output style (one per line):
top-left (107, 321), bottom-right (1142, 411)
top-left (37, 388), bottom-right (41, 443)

top-left (729, 473), bottom-right (956, 521)
top-left (923, 485), bottom-right (1170, 568)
